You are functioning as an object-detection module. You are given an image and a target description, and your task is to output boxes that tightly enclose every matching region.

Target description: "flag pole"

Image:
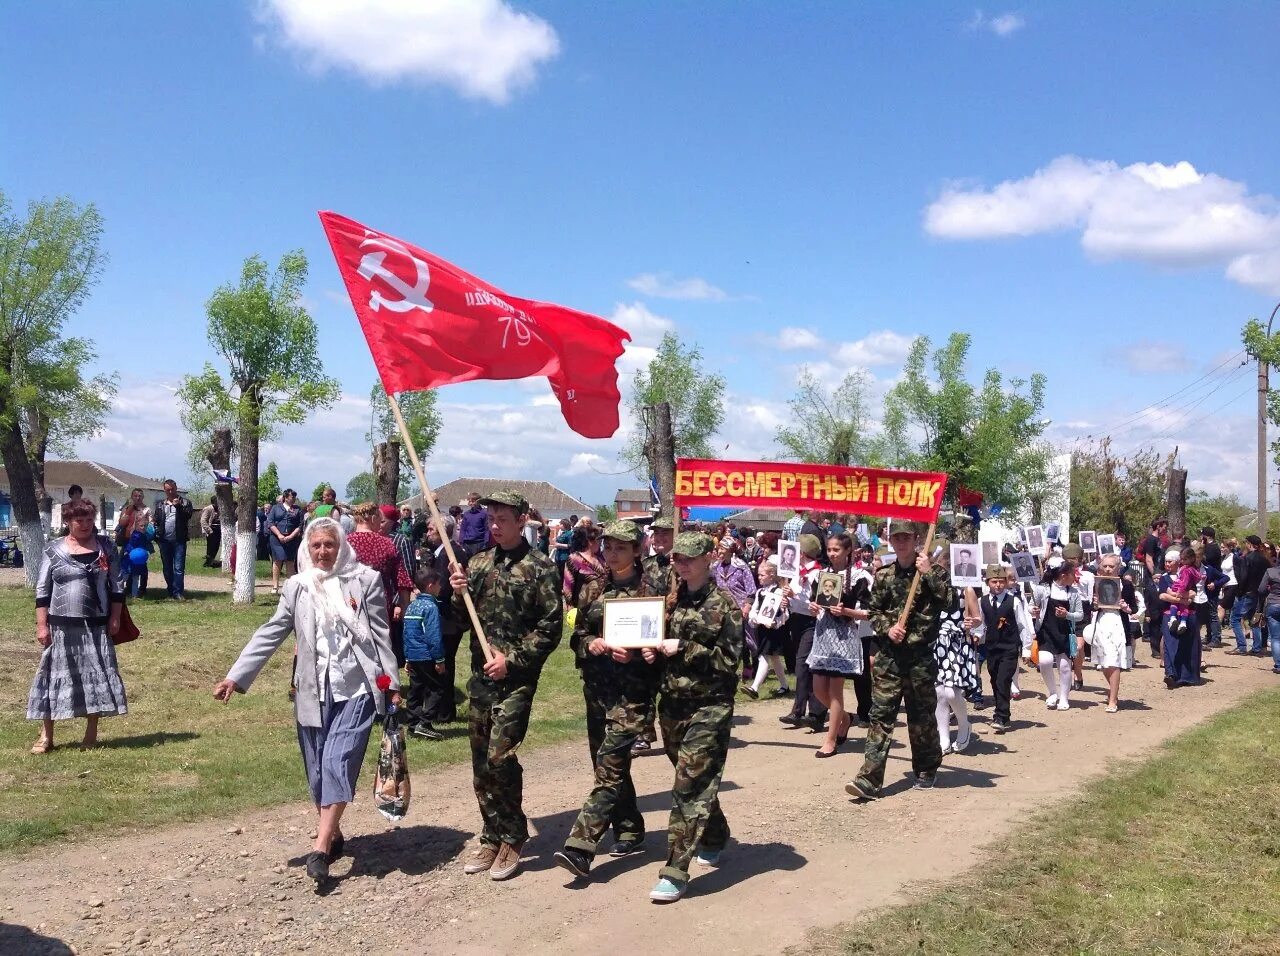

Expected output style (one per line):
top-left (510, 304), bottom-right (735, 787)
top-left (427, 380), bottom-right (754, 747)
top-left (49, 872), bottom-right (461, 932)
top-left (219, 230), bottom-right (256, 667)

top-left (385, 390), bottom-right (494, 664)
top-left (895, 522), bottom-right (937, 633)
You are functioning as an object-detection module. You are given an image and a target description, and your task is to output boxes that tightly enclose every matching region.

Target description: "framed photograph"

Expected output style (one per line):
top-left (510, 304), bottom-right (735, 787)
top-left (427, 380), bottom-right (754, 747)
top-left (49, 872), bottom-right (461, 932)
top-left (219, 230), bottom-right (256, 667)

top-left (950, 543), bottom-right (983, 587)
top-left (1016, 524), bottom-right (1028, 545)
top-left (1045, 521), bottom-right (1061, 544)
top-left (751, 589), bottom-right (785, 628)
top-left (1011, 551), bottom-right (1039, 583)
top-left (1094, 575), bottom-right (1123, 611)
top-left (602, 596), bottom-right (667, 649)
top-left (1025, 524), bottom-right (1045, 553)
top-left (1097, 533), bottom-right (1117, 557)
top-left (815, 571), bottom-right (844, 608)
top-left (1079, 530), bottom-right (1098, 553)
top-left (980, 539), bottom-right (1001, 567)
top-left (880, 553), bottom-right (897, 567)
top-left (776, 540), bottom-right (801, 580)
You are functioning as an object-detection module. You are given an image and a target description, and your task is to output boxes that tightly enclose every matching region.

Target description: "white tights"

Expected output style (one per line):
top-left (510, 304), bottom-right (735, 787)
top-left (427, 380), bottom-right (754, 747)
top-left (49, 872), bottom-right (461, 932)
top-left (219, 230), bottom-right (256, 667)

top-left (752, 654), bottom-right (789, 692)
top-left (934, 685), bottom-right (969, 750)
top-left (1038, 651), bottom-right (1072, 702)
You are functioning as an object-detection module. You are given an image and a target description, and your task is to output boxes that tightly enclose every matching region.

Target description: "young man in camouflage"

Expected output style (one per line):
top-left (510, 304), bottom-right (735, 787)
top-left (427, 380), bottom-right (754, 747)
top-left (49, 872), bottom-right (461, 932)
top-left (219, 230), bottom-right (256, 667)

top-left (634, 515), bottom-right (676, 752)
top-left (553, 520), bottom-right (662, 878)
top-left (846, 522), bottom-right (950, 800)
top-left (447, 490), bottom-right (562, 881)
top-left (642, 531), bottom-right (743, 903)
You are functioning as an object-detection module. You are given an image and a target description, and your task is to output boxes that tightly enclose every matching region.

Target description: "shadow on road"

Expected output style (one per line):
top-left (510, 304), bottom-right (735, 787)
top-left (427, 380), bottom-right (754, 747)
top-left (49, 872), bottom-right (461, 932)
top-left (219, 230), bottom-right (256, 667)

top-left (0, 922), bottom-right (75, 955)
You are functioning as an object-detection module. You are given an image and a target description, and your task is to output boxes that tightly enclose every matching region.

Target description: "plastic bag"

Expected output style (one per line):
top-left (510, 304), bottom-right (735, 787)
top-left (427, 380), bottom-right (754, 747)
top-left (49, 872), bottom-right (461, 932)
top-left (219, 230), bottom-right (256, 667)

top-left (373, 703), bottom-right (411, 822)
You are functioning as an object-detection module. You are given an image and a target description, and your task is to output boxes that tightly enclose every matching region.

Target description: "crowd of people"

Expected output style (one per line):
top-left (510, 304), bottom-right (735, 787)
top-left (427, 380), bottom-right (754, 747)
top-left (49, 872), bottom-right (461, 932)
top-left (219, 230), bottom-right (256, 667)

top-left (22, 486), bottom-right (1280, 904)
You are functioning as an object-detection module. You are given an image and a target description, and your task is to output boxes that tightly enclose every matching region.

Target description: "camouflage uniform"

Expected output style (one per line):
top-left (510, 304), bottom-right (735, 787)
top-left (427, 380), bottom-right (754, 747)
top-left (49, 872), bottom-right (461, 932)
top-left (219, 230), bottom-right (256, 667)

top-left (656, 532), bottom-right (744, 884)
top-left (637, 518), bottom-right (675, 745)
top-left (564, 522), bottom-right (661, 855)
top-left (456, 492), bottom-right (562, 849)
top-left (852, 545), bottom-right (951, 796)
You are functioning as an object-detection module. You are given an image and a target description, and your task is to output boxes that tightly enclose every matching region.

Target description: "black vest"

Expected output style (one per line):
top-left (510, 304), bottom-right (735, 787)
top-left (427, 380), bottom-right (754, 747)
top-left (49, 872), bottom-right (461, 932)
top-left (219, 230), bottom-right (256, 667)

top-left (981, 592), bottom-right (1019, 651)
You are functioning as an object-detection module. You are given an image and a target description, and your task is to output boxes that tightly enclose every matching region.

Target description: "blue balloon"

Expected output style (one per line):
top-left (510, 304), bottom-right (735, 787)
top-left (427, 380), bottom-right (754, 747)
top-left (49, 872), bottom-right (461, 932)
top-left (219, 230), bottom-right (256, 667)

top-left (129, 547), bottom-right (149, 566)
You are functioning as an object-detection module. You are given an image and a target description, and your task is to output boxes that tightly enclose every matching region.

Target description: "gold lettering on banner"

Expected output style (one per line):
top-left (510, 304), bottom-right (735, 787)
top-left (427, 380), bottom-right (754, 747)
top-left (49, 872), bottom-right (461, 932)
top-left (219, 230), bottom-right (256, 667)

top-left (676, 470), bottom-right (693, 497)
top-left (781, 473), bottom-right (797, 493)
top-left (743, 473), bottom-right (764, 497)
top-left (725, 472), bottom-right (744, 496)
top-left (852, 473), bottom-right (869, 503)
top-left (708, 473), bottom-right (727, 497)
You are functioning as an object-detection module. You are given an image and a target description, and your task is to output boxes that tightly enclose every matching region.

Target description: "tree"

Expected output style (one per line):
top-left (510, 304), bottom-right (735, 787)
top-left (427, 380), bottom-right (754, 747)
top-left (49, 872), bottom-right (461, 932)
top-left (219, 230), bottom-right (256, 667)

top-left (775, 367), bottom-right (889, 466)
top-left (595, 504), bottom-right (618, 523)
top-left (882, 333), bottom-right (1048, 515)
top-left (177, 252), bottom-right (339, 603)
top-left (258, 461), bottom-right (281, 505)
top-left (623, 332), bottom-right (725, 505)
top-left (1068, 439), bottom-right (1174, 538)
top-left (1185, 492), bottom-right (1250, 538)
top-left (310, 482), bottom-right (332, 503)
top-left (0, 191), bottom-right (106, 583)
top-left (368, 382), bottom-right (441, 482)
top-left (344, 470), bottom-right (410, 503)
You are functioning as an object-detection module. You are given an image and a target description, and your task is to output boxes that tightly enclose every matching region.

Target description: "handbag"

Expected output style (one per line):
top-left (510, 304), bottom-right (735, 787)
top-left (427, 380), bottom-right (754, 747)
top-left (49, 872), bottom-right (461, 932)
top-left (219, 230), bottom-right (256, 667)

top-left (113, 604), bottom-right (140, 645)
top-left (373, 701), bottom-right (411, 821)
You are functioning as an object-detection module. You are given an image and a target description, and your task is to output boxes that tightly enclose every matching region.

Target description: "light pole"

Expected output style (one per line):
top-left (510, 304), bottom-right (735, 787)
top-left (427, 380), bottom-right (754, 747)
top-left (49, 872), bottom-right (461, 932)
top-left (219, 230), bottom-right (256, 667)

top-left (1258, 301), bottom-right (1280, 539)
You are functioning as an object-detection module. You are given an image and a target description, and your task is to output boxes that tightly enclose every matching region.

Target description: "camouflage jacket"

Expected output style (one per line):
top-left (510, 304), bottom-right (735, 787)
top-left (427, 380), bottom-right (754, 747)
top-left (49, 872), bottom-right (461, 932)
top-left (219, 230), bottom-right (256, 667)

top-left (572, 568), bottom-right (661, 701)
top-left (454, 538), bottom-right (562, 679)
top-left (642, 553), bottom-right (673, 598)
top-left (868, 559), bottom-right (951, 646)
top-left (660, 580), bottom-right (743, 702)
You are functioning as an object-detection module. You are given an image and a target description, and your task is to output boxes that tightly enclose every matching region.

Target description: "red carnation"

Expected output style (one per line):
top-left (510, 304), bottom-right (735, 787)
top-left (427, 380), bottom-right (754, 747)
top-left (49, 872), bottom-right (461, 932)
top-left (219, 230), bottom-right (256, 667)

top-left (376, 674), bottom-right (392, 691)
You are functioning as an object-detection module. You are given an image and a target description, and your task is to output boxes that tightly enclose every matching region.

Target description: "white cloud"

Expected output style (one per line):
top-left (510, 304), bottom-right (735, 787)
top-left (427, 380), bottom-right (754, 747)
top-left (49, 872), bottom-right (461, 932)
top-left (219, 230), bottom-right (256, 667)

top-left (966, 9), bottom-right (1026, 37)
top-left (258, 0), bottom-right (560, 104)
top-left (776, 326), bottom-right (823, 350)
top-left (560, 452), bottom-right (608, 477)
top-left (834, 330), bottom-right (916, 367)
top-left (1115, 341), bottom-right (1192, 375)
top-left (609, 301), bottom-right (674, 347)
top-left (625, 273), bottom-right (731, 302)
top-left (924, 155), bottom-right (1280, 293)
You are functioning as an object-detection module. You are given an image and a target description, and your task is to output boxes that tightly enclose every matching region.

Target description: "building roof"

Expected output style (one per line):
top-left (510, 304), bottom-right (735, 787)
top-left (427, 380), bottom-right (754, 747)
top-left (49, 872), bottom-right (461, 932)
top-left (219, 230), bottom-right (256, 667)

top-left (614, 487), bottom-right (652, 502)
top-left (614, 487), bottom-right (656, 520)
top-left (721, 507), bottom-right (795, 532)
top-left (401, 477), bottom-right (595, 517)
top-left (0, 459), bottom-right (169, 493)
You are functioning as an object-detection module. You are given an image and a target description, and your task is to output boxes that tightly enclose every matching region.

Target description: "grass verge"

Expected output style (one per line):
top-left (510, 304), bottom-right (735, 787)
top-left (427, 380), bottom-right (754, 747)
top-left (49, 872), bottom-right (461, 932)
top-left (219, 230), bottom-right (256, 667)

top-left (0, 585), bottom-right (589, 856)
top-left (805, 687), bottom-right (1280, 956)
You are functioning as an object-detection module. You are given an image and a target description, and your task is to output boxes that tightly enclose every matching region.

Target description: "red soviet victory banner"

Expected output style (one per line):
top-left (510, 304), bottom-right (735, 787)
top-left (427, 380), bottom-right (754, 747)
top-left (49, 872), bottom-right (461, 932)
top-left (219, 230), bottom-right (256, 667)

top-left (675, 458), bottom-right (949, 523)
top-left (319, 211), bottom-right (631, 439)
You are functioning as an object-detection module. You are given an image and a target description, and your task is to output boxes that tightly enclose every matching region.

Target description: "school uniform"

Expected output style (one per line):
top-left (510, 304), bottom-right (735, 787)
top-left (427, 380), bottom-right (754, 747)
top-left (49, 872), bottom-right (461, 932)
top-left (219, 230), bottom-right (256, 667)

top-left (980, 591), bottom-right (1021, 726)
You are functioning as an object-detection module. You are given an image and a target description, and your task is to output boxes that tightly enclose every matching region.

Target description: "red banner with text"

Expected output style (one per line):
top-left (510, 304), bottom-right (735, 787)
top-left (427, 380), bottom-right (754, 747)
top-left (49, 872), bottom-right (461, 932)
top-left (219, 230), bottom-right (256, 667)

top-left (675, 458), bottom-right (949, 523)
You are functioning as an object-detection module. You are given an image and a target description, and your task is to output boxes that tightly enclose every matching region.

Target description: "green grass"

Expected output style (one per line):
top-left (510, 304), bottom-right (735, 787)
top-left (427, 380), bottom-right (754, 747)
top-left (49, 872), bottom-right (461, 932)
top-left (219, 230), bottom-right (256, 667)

top-left (0, 585), bottom-right (588, 856)
top-left (806, 688), bottom-right (1280, 956)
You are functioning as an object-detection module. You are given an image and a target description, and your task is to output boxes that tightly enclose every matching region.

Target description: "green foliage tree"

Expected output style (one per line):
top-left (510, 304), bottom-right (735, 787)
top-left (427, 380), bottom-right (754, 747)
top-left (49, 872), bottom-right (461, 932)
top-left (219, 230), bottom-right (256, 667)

top-left (775, 367), bottom-right (891, 466)
top-left (368, 382), bottom-right (441, 483)
top-left (177, 252), bottom-right (339, 603)
top-left (595, 503), bottom-right (618, 523)
top-left (258, 461), bottom-right (281, 505)
top-left (623, 331), bottom-right (726, 473)
top-left (0, 191), bottom-right (107, 583)
top-left (1243, 316), bottom-right (1280, 467)
top-left (1068, 438), bottom-right (1173, 538)
top-left (344, 470), bottom-right (410, 503)
top-left (882, 333), bottom-right (1048, 515)
top-left (1185, 492), bottom-right (1250, 538)
top-left (310, 481), bottom-right (332, 504)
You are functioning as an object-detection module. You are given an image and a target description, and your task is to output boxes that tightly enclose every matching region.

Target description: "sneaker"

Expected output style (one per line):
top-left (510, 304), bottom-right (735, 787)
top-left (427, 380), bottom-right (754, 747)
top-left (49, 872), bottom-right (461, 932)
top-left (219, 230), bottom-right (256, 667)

top-left (992, 719), bottom-right (1010, 733)
top-left (1056, 700), bottom-right (1070, 711)
top-left (463, 845), bottom-right (498, 874)
top-left (913, 772), bottom-right (937, 790)
top-left (553, 848), bottom-right (592, 878)
top-left (952, 733), bottom-right (971, 753)
top-left (742, 685), bottom-right (759, 700)
top-left (610, 837), bottom-right (644, 857)
top-left (411, 723), bottom-right (444, 741)
top-left (940, 742), bottom-right (953, 756)
top-left (1045, 695), bottom-right (1059, 709)
top-left (631, 738), bottom-right (651, 753)
top-left (694, 848), bottom-right (722, 868)
top-left (649, 876), bottom-right (688, 903)
top-left (1011, 689), bottom-right (1021, 701)
top-left (489, 841), bottom-right (524, 881)
top-left (844, 777), bottom-right (880, 800)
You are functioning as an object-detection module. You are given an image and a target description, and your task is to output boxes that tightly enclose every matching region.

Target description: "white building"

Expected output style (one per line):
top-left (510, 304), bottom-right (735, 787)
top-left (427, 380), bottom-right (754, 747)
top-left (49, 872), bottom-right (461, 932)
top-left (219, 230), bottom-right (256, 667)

top-left (0, 459), bottom-right (170, 531)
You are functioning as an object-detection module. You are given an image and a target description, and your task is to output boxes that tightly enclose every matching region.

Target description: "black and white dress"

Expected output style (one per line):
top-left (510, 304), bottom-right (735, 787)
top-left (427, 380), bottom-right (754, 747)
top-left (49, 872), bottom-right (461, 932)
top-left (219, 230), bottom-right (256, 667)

top-left (806, 566), bottom-right (869, 677)
top-left (932, 588), bottom-right (979, 692)
top-left (27, 537), bottom-right (129, 721)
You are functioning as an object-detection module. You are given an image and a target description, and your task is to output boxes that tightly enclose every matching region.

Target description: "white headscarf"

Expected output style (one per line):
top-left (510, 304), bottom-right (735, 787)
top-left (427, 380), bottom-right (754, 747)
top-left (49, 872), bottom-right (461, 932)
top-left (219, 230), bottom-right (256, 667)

top-left (295, 517), bottom-right (367, 637)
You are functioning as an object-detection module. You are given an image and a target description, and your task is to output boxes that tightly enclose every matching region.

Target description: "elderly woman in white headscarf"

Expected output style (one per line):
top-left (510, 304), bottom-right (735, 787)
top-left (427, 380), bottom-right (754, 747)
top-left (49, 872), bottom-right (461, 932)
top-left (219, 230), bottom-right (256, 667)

top-left (213, 517), bottom-right (399, 885)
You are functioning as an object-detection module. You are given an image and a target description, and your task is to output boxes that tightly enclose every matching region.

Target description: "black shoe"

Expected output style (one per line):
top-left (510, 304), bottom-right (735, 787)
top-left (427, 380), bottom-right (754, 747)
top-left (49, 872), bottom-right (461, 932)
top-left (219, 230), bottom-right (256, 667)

top-left (610, 837), bottom-right (644, 857)
top-left (913, 772), bottom-right (937, 790)
top-left (553, 848), bottom-right (592, 877)
top-left (771, 687), bottom-right (792, 698)
top-left (742, 685), bottom-right (759, 700)
top-left (327, 832), bottom-right (345, 864)
top-left (805, 713), bottom-right (828, 733)
top-left (412, 722), bottom-right (444, 741)
top-left (1208, 641), bottom-right (1224, 648)
top-left (306, 851), bottom-right (330, 884)
top-left (1072, 678), bottom-right (1084, 692)
top-left (1163, 675), bottom-right (1177, 689)
top-left (778, 714), bottom-right (802, 727)
top-left (992, 719), bottom-right (1010, 733)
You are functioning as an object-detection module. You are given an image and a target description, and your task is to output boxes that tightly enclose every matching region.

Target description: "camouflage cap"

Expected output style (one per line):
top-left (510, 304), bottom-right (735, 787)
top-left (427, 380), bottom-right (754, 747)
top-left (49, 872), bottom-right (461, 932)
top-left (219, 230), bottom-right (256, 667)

top-left (888, 521), bottom-right (928, 538)
top-left (602, 519), bottom-right (641, 543)
top-left (478, 489), bottom-right (529, 513)
top-left (984, 563), bottom-right (1006, 579)
top-left (671, 531), bottom-right (715, 557)
top-left (798, 533), bottom-right (824, 559)
top-left (1062, 542), bottom-right (1085, 561)
top-left (650, 516), bottom-right (676, 531)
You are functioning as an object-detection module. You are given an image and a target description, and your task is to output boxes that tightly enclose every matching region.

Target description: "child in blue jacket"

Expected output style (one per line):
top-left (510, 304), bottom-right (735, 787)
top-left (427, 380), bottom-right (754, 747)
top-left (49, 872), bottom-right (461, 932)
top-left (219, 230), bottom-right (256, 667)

top-left (403, 567), bottom-right (446, 740)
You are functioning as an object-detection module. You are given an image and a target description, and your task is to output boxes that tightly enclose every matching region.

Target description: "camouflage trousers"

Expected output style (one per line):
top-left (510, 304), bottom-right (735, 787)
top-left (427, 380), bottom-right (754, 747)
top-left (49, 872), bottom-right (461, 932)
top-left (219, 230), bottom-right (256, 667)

top-left (564, 673), bottom-right (649, 854)
top-left (468, 676), bottom-right (536, 847)
top-left (657, 696), bottom-right (733, 882)
top-left (855, 641), bottom-right (942, 793)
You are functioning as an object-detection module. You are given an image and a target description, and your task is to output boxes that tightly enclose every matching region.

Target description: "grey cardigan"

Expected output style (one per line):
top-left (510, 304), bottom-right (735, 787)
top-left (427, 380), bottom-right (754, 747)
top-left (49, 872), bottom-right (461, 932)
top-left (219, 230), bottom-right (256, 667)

top-left (227, 566), bottom-right (399, 728)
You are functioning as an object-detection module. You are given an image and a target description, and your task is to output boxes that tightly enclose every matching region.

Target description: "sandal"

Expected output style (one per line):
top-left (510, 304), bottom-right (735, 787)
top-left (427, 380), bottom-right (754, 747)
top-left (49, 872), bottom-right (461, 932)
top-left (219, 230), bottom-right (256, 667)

top-left (30, 738), bottom-right (52, 754)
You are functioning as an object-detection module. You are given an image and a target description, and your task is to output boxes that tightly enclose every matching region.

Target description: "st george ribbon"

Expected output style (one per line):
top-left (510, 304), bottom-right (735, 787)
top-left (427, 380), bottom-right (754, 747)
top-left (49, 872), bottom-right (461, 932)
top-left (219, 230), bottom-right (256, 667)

top-left (319, 210), bottom-right (631, 439)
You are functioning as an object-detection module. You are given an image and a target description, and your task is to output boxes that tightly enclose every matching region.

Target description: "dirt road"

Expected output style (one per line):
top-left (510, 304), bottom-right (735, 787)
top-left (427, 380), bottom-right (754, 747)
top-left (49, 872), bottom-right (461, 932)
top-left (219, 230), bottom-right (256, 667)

top-left (2, 651), bottom-right (1274, 956)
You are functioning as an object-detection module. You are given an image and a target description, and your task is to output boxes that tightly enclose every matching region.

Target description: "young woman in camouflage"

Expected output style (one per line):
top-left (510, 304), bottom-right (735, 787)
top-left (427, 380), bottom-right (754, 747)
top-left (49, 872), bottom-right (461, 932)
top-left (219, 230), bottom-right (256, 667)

top-left (553, 520), bottom-right (662, 879)
top-left (641, 531), bottom-right (744, 903)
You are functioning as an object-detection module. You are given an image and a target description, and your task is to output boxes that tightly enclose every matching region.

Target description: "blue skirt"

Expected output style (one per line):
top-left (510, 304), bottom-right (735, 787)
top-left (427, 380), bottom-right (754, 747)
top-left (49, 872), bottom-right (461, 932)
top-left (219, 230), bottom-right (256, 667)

top-left (297, 682), bottom-right (376, 807)
top-left (1161, 614), bottom-right (1202, 686)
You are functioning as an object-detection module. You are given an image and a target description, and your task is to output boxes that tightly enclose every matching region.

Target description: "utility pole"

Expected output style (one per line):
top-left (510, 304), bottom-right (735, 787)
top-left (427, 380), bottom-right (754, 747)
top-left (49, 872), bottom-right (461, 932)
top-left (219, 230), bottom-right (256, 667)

top-left (1258, 302), bottom-right (1280, 539)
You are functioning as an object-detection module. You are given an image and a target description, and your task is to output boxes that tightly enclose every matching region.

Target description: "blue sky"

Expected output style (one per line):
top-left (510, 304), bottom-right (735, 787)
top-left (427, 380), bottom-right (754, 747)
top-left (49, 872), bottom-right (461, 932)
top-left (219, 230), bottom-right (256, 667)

top-left (3, 1), bottom-right (1278, 509)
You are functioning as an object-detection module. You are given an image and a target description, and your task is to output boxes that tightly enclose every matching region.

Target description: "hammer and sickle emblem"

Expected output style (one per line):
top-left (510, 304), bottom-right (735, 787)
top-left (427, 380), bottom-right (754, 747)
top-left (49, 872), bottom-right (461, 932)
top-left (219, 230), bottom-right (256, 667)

top-left (356, 233), bottom-right (434, 314)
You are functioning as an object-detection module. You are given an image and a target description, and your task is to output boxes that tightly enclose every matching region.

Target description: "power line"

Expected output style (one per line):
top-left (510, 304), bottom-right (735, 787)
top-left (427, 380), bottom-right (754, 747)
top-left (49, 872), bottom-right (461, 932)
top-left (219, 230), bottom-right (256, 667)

top-left (1101, 364), bottom-right (1253, 443)
top-left (1145, 380), bottom-right (1256, 445)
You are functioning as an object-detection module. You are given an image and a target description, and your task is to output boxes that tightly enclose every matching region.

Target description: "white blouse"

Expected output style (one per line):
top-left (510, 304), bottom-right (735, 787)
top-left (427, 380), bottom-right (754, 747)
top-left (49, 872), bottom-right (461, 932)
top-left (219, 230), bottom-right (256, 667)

top-left (312, 578), bottom-right (368, 702)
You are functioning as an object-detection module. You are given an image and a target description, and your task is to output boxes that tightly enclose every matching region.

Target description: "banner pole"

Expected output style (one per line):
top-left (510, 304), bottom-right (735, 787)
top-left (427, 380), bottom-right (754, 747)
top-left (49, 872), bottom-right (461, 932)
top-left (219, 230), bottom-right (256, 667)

top-left (895, 522), bottom-right (937, 633)
top-left (386, 390), bottom-right (494, 664)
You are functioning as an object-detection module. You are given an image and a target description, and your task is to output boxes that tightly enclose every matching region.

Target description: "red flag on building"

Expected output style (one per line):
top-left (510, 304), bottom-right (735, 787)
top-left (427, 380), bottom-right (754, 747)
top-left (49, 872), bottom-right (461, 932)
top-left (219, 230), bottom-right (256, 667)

top-left (319, 211), bottom-right (631, 439)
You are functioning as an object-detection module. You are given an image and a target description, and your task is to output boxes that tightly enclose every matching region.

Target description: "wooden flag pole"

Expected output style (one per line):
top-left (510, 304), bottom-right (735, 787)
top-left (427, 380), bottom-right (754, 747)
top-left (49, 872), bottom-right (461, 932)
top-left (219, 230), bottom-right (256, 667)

top-left (895, 522), bottom-right (937, 633)
top-left (386, 391), bottom-right (494, 664)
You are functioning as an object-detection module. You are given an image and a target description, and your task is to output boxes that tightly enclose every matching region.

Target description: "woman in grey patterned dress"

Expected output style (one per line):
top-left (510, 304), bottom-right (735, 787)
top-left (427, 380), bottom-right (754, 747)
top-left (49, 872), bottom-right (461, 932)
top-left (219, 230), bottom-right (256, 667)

top-left (28, 499), bottom-right (128, 753)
